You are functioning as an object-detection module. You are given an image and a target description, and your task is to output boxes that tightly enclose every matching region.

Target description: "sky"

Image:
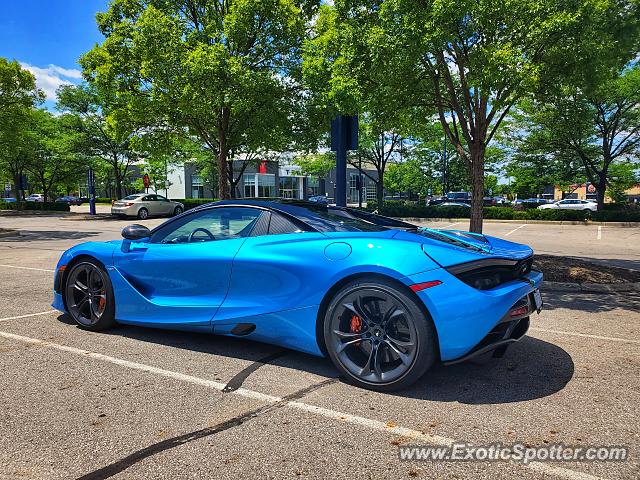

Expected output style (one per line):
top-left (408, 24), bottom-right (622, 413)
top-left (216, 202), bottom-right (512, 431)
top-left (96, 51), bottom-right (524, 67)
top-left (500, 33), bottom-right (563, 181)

top-left (0, 0), bottom-right (108, 109)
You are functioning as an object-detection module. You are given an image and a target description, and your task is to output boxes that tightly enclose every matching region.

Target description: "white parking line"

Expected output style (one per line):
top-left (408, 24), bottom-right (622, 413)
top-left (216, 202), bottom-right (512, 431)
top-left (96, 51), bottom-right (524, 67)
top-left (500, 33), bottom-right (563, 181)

top-left (0, 329), bottom-right (607, 480)
top-left (531, 327), bottom-right (640, 345)
top-left (0, 310), bottom-right (57, 323)
top-left (504, 224), bottom-right (527, 236)
top-left (597, 226), bottom-right (602, 240)
top-left (0, 264), bottom-right (55, 272)
top-left (440, 222), bottom-right (460, 229)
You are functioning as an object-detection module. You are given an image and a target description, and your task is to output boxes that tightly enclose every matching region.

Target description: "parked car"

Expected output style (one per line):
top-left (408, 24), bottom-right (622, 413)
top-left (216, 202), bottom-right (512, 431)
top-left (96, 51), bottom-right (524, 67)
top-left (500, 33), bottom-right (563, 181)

top-left (445, 191), bottom-right (471, 202)
top-left (493, 196), bottom-right (510, 205)
top-left (0, 197), bottom-right (17, 203)
top-left (111, 194), bottom-right (184, 219)
top-left (53, 200), bottom-right (542, 391)
top-left (538, 199), bottom-right (598, 212)
top-left (436, 202), bottom-right (471, 208)
top-left (308, 195), bottom-right (328, 205)
top-left (55, 196), bottom-right (83, 206)
top-left (426, 196), bottom-right (447, 206)
top-left (26, 194), bottom-right (45, 202)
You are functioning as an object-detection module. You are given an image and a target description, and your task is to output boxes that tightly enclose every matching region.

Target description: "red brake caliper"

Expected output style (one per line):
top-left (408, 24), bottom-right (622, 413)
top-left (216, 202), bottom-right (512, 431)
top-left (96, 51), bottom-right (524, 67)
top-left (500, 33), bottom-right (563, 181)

top-left (350, 315), bottom-right (362, 347)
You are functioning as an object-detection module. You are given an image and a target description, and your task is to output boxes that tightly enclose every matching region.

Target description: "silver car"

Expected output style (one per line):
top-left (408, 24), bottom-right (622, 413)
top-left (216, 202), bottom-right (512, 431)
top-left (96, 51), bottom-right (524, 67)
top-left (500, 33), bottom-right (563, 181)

top-left (538, 199), bottom-right (598, 212)
top-left (111, 194), bottom-right (184, 219)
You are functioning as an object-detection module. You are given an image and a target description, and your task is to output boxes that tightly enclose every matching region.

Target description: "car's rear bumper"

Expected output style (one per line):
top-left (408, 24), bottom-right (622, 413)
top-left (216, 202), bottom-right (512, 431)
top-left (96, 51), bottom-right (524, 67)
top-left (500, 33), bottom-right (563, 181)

top-left (407, 269), bottom-right (543, 362)
top-left (111, 206), bottom-right (136, 216)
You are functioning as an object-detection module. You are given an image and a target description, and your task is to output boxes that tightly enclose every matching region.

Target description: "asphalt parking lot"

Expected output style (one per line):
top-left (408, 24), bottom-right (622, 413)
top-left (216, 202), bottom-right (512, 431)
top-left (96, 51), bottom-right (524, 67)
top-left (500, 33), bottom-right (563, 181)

top-left (0, 213), bottom-right (638, 479)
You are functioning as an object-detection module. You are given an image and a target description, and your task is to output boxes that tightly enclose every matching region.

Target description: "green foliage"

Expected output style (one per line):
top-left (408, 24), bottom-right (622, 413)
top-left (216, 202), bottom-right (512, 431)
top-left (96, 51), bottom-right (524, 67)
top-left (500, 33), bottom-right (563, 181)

top-left (293, 152), bottom-right (335, 178)
top-left (365, 202), bottom-right (640, 222)
top-left (1, 202), bottom-right (70, 212)
top-left (515, 64), bottom-right (640, 209)
top-left (0, 58), bottom-right (44, 199)
top-left (82, 0), bottom-right (321, 199)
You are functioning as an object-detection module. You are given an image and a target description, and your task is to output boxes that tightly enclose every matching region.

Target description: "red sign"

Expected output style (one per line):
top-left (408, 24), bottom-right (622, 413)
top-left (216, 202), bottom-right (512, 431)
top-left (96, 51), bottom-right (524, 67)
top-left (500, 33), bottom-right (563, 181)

top-left (259, 160), bottom-right (267, 174)
top-left (143, 174), bottom-right (150, 188)
top-left (587, 184), bottom-right (596, 193)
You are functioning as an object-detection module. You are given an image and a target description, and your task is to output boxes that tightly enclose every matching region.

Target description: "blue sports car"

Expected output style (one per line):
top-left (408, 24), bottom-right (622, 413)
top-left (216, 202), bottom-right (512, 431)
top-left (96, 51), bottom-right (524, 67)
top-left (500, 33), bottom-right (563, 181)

top-left (52, 200), bottom-right (543, 391)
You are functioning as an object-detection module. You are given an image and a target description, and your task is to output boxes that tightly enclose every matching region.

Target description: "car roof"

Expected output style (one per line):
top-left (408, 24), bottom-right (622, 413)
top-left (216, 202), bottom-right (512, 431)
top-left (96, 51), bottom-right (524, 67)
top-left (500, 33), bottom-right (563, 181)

top-left (190, 199), bottom-right (417, 232)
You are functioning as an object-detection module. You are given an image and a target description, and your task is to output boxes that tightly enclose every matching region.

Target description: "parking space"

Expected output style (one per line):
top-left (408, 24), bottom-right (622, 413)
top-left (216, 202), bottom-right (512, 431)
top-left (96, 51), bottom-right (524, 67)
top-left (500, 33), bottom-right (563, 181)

top-left (0, 214), bottom-right (639, 479)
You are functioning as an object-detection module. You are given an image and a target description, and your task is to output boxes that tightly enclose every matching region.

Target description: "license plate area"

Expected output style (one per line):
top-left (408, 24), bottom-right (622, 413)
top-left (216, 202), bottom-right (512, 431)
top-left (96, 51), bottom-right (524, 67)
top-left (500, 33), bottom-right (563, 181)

top-left (533, 288), bottom-right (543, 312)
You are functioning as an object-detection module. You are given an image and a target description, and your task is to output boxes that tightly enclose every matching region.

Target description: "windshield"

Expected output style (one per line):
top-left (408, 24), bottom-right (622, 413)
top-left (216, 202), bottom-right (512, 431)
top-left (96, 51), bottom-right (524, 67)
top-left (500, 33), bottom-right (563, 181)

top-left (123, 194), bottom-right (143, 200)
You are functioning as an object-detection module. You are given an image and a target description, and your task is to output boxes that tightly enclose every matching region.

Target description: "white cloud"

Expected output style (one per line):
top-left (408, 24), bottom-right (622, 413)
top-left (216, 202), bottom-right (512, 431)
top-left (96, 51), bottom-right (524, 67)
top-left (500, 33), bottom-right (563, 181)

top-left (19, 62), bottom-right (83, 101)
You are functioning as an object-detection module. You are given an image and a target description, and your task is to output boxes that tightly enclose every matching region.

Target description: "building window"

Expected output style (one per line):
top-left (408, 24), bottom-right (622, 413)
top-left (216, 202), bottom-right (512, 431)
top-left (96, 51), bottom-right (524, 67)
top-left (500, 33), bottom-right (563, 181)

top-left (349, 173), bottom-right (361, 203)
top-left (191, 175), bottom-right (204, 199)
top-left (366, 183), bottom-right (377, 201)
top-left (258, 174), bottom-right (275, 197)
top-left (244, 174), bottom-right (256, 198)
top-left (279, 176), bottom-right (299, 199)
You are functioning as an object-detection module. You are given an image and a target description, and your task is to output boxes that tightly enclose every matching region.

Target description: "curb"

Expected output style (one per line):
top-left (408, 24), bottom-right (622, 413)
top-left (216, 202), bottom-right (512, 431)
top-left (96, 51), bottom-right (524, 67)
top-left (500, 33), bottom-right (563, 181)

top-left (543, 281), bottom-right (640, 294)
top-left (397, 217), bottom-right (640, 227)
top-left (0, 228), bottom-right (19, 238)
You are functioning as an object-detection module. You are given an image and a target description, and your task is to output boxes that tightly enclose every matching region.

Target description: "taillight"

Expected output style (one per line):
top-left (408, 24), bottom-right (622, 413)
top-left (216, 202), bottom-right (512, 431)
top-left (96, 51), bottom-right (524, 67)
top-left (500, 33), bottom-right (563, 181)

top-left (124, 202), bottom-right (134, 207)
top-left (510, 305), bottom-right (529, 317)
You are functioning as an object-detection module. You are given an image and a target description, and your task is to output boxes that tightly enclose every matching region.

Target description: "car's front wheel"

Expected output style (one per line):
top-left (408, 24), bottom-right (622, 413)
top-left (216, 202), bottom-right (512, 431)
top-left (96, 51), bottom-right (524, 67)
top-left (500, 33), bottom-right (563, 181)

top-left (64, 260), bottom-right (116, 331)
top-left (323, 278), bottom-right (437, 391)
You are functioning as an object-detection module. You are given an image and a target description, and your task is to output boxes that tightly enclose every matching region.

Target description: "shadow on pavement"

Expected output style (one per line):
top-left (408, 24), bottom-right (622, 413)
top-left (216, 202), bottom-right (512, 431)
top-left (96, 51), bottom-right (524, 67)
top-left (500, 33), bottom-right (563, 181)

top-left (0, 230), bottom-right (102, 242)
top-left (57, 314), bottom-right (573, 405)
top-left (541, 290), bottom-right (640, 313)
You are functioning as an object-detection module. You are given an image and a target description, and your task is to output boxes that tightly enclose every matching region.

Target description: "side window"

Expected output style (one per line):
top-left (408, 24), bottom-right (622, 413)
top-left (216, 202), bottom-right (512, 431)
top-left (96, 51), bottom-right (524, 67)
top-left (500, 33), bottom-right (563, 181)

top-left (156, 195), bottom-right (169, 202)
top-left (268, 213), bottom-right (303, 235)
top-left (151, 207), bottom-right (262, 244)
top-left (143, 195), bottom-right (157, 201)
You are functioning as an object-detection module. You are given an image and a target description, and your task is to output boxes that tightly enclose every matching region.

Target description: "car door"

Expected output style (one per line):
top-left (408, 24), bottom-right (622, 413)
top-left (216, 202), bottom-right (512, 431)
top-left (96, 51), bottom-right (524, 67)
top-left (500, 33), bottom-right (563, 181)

top-left (112, 206), bottom-right (264, 328)
top-left (155, 195), bottom-right (174, 215)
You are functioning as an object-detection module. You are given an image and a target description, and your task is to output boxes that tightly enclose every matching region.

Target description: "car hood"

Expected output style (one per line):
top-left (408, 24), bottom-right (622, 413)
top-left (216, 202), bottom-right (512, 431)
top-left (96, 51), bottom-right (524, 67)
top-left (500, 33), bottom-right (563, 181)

top-left (393, 228), bottom-right (533, 268)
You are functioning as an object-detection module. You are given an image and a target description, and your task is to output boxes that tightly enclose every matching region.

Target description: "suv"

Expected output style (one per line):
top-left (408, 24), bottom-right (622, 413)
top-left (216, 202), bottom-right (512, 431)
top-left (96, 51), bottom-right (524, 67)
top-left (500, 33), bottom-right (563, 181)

top-left (26, 194), bottom-right (45, 202)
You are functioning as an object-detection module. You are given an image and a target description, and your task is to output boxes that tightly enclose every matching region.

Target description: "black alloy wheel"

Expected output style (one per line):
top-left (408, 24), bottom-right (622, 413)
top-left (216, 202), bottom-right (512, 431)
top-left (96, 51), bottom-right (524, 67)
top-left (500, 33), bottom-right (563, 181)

top-left (65, 260), bottom-right (116, 331)
top-left (324, 278), bottom-right (436, 391)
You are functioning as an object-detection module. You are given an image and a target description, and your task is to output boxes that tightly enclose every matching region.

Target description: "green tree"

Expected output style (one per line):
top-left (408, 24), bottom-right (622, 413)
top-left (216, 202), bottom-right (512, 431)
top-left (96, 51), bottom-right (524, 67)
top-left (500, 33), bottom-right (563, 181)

top-left (24, 110), bottom-right (83, 201)
top-left (293, 152), bottom-right (335, 178)
top-left (316, 0), bottom-right (640, 232)
top-left (517, 66), bottom-right (640, 210)
top-left (57, 83), bottom-right (143, 199)
top-left (0, 58), bottom-right (44, 199)
top-left (81, 0), bottom-right (320, 200)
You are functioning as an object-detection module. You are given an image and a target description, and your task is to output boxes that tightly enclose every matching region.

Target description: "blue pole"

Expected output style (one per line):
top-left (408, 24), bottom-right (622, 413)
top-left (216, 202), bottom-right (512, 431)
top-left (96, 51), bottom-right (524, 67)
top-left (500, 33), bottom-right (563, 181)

top-left (88, 167), bottom-right (96, 215)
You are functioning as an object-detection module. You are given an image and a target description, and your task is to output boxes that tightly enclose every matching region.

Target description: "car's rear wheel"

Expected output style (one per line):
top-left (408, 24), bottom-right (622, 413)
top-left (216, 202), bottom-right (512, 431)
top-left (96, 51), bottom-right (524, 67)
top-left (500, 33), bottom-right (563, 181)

top-left (173, 206), bottom-right (183, 216)
top-left (323, 278), bottom-right (437, 391)
top-left (64, 260), bottom-right (116, 331)
top-left (137, 207), bottom-right (149, 220)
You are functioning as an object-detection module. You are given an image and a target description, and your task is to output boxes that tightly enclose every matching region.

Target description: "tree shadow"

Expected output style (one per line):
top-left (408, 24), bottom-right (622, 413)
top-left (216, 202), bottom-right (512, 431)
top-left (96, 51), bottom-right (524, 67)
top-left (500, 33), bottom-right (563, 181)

top-left (0, 230), bottom-right (102, 242)
top-left (541, 290), bottom-right (640, 314)
top-left (57, 314), bottom-right (573, 405)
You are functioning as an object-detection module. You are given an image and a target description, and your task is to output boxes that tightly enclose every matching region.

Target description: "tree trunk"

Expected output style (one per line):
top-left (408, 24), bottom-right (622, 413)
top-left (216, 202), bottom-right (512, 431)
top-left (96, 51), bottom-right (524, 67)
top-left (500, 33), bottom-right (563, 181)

top-left (596, 172), bottom-right (607, 211)
top-left (217, 108), bottom-right (231, 200)
top-left (115, 172), bottom-right (123, 200)
top-left (12, 173), bottom-right (20, 200)
top-left (469, 147), bottom-right (485, 233)
top-left (376, 171), bottom-right (384, 207)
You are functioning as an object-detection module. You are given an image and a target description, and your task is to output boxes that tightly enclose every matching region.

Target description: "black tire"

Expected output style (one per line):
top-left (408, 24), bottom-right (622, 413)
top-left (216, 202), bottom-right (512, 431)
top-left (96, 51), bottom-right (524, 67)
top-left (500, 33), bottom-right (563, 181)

top-left (137, 207), bottom-right (149, 220)
top-left (173, 206), bottom-right (183, 216)
top-left (64, 259), bottom-right (116, 331)
top-left (323, 278), bottom-right (437, 391)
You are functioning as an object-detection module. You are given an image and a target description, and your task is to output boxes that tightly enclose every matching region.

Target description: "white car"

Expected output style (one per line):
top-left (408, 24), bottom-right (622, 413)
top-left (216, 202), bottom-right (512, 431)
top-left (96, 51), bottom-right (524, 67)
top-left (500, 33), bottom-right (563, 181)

top-left (111, 193), bottom-right (184, 219)
top-left (538, 199), bottom-right (598, 211)
top-left (25, 194), bottom-right (45, 202)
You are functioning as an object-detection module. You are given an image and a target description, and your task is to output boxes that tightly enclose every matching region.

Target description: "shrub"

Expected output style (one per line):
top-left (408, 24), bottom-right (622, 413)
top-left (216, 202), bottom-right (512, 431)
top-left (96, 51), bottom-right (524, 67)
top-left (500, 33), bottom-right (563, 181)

top-left (172, 198), bottom-right (218, 211)
top-left (1, 202), bottom-right (70, 212)
top-left (365, 201), bottom-right (640, 222)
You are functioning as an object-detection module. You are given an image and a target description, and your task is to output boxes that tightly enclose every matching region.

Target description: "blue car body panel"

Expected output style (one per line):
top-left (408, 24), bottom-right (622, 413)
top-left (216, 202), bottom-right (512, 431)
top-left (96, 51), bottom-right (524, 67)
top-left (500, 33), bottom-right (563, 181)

top-left (52, 201), bottom-right (542, 361)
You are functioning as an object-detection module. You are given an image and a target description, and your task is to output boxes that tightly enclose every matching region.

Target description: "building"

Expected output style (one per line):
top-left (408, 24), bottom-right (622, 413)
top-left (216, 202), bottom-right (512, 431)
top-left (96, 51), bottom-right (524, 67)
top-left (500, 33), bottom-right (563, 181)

top-left (552, 183), bottom-right (640, 203)
top-left (166, 159), bottom-right (380, 203)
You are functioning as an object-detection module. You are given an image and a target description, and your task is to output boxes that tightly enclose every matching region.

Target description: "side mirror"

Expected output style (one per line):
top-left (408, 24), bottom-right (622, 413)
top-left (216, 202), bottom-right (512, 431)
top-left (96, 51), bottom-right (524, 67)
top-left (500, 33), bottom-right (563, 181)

top-left (122, 224), bottom-right (151, 241)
